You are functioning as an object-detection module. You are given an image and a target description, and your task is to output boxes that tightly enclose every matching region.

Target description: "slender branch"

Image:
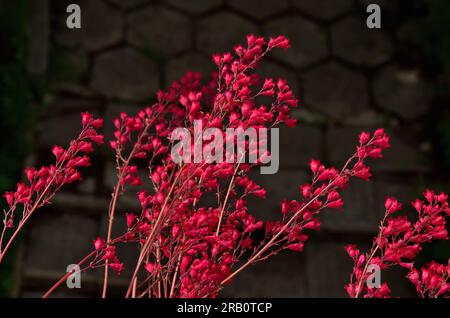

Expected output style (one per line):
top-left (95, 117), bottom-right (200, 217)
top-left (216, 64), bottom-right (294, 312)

top-left (216, 158), bottom-right (242, 235)
top-left (102, 118), bottom-right (154, 298)
top-left (42, 249), bottom-right (97, 298)
top-left (216, 154), bottom-right (357, 293)
top-left (125, 167), bottom-right (184, 297)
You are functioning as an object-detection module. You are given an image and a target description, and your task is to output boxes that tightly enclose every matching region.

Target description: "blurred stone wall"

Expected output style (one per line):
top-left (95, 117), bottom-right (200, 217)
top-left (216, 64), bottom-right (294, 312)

top-left (18, 0), bottom-right (440, 297)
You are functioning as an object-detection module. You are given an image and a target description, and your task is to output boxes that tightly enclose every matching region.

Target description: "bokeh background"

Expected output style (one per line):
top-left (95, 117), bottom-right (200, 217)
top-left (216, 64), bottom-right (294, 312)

top-left (0, 0), bottom-right (449, 297)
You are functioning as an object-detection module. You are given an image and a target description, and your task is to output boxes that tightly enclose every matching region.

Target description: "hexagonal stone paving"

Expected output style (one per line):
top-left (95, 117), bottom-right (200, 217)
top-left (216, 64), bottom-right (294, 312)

top-left (257, 60), bottom-right (300, 98)
top-left (228, 0), bottom-right (290, 20)
top-left (327, 126), bottom-right (425, 171)
top-left (165, 53), bottom-right (214, 84)
top-left (56, 0), bottom-right (123, 51)
top-left (264, 16), bottom-right (328, 69)
top-left (301, 62), bottom-right (368, 120)
top-left (331, 16), bottom-right (393, 66)
top-left (39, 113), bottom-right (90, 147)
top-left (197, 12), bottom-right (258, 53)
top-left (25, 213), bottom-right (98, 271)
top-left (373, 65), bottom-right (433, 120)
top-left (91, 48), bottom-right (159, 100)
top-left (107, 0), bottom-right (151, 9)
top-left (127, 5), bottom-right (192, 56)
top-left (359, 0), bottom-right (401, 12)
top-left (293, 0), bottom-right (352, 21)
top-left (165, 0), bottom-right (223, 14)
top-left (221, 253), bottom-right (308, 297)
top-left (279, 126), bottom-right (323, 168)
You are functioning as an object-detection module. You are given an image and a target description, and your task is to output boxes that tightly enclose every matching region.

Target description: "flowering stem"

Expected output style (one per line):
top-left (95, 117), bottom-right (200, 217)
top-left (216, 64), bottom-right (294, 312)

top-left (354, 245), bottom-right (379, 298)
top-left (217, 154), bottom-right (356, 294)
top-left (101, 181), bottom-right (121, 298)
top-left (42, 249), bottom-right (97, 298)
top-left (216, 158), bottom-right (242, 235)
top-left (0, 171), bottom-right (59, 263)
top-left (0, 217), bottom-right (27, 263)
top-left (353, 215), bottom-right (388, 298)
top-left (102, 119), bottom-right (153, 298)
top-left (169, 254), bottom-right (182, 298)
top-left (125, 167), bottom-right (184, 298)
top-left (220, 182), bottom-right (331, 287)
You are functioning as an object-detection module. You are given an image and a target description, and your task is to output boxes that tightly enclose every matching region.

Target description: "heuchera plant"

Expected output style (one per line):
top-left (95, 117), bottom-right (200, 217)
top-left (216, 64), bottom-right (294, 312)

top-left (0, 35), bottom-right (448, 298)
top-left (346, 191), bottom-right (450, 298)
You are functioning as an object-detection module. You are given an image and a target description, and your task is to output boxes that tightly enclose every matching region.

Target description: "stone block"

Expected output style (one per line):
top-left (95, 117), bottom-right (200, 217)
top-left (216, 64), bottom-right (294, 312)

top-left (228, 0), bottom-right (289, 19)
top-left (301, 62), bottom-right (369, 120)
top-left (108, 0), bottom-right (151, 9)
top-left (165, 0), bottom-right (222, 14)
top-left (279, 125), bottom-right (323, 168)
top-left (294, 0), bottom-right (353, 21)
top-left (222, 253), bottom-right (308, 297)
top-left (127, 5), bottom-right (192, 56)
top-left (264, 16), bottom-right (328, 69)
top-left (55, 0), bottom-right (123, 51)
top-left (25, 213), bottom-right (98, 271)
top-left (326, 126), bottom-right (425, 172)
top-left (91, 48), bottom-right (159, 100)
top-left (197, 13), bottom-right (258, 54)
top-left (373, 65), bottom-right (433, 120)
top-left (331, 16), bottom-right (393, 66)
top-left (165, 53), bottom-right (214, 85)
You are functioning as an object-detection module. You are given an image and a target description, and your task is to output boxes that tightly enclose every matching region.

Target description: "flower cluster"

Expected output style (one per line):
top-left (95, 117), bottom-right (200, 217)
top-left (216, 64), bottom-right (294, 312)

top-left (345, 190), bottom-right (450, 298)
top-left (0, 113), bottom-right (103, 262)
top-left (256, 129), bottom-right (391, 260)
top-left (99, 34), bottom-right (302, 298)
top-left (2, 34), bottom-right (445, 299)
top-left (407, 261), bottom-right (450, 298)
top-left (65, 35), bottom-right (390, 298)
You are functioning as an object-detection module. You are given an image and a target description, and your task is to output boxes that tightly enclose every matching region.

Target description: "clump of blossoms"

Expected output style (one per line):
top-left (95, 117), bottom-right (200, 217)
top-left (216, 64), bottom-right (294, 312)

top-left (408, 261), bottom-right (450, 298)
top-left (0, 113), bottom-right (103, 262)
top-left (345, 190), bottom-right (450, 298)
top-left (1, 34), bottom-right (440, 299)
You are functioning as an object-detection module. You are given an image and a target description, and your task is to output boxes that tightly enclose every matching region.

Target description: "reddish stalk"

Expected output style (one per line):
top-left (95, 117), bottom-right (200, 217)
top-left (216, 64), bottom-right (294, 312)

top-left (125, 167), bottom-right (184, 298)
top-left (42, 249), bottom-right (97, 298)
top-left (216, 154), bottom-right (356, 292)
top-left (102, 118), bottom-right (154, 298)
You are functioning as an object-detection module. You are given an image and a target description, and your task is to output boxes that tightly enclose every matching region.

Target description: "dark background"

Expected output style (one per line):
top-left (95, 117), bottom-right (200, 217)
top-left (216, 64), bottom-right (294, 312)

top-left (0, 0), bottom-right (449, 297)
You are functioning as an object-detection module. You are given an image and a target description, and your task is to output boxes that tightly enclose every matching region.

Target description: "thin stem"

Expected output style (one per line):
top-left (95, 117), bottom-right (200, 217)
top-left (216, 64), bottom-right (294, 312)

top-left (354, 245), bottom-right (379, 298)
top-left (216, 154), bottom-right (356, 294)
top-left (220, 182), bottom-right (331, 287)
top-left (216, 158), bottom-right (242, 235)
top-left (0, 126), bottom-right (92, 263)
top-left (0, 174), bottom-right (57, 263)
top-left (102, 118), bottom-right (154, 298)
top-left (125, 167), bottom-right (183, 298)
top-left (101, 182), bottom-right (121, 298)
top-left (169, 254), bottom-right (182, 298)
top-left (42, 249), bottom-right (97, 298)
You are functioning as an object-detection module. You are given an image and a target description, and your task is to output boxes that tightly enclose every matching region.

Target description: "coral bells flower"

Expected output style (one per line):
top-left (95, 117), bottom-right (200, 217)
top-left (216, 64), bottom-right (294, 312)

top-left (384, 197), bottom-right (402, 214)
top-left (0, 112), bottom-right (103, 262)
top-left (93, 237), bottom-right (105, 251)
top-left (346, 190), bottom-right (449, 298)
top-left (144, 262), bottom-right (160, 274)
top-left (109, 262), bottom-right (124, 275)
top-left (125, 213), bottom-right (136, 228)
top-left (407, 261), bottom-right (450, 298)
top-left (28, 34), bottom-right (439, 300)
